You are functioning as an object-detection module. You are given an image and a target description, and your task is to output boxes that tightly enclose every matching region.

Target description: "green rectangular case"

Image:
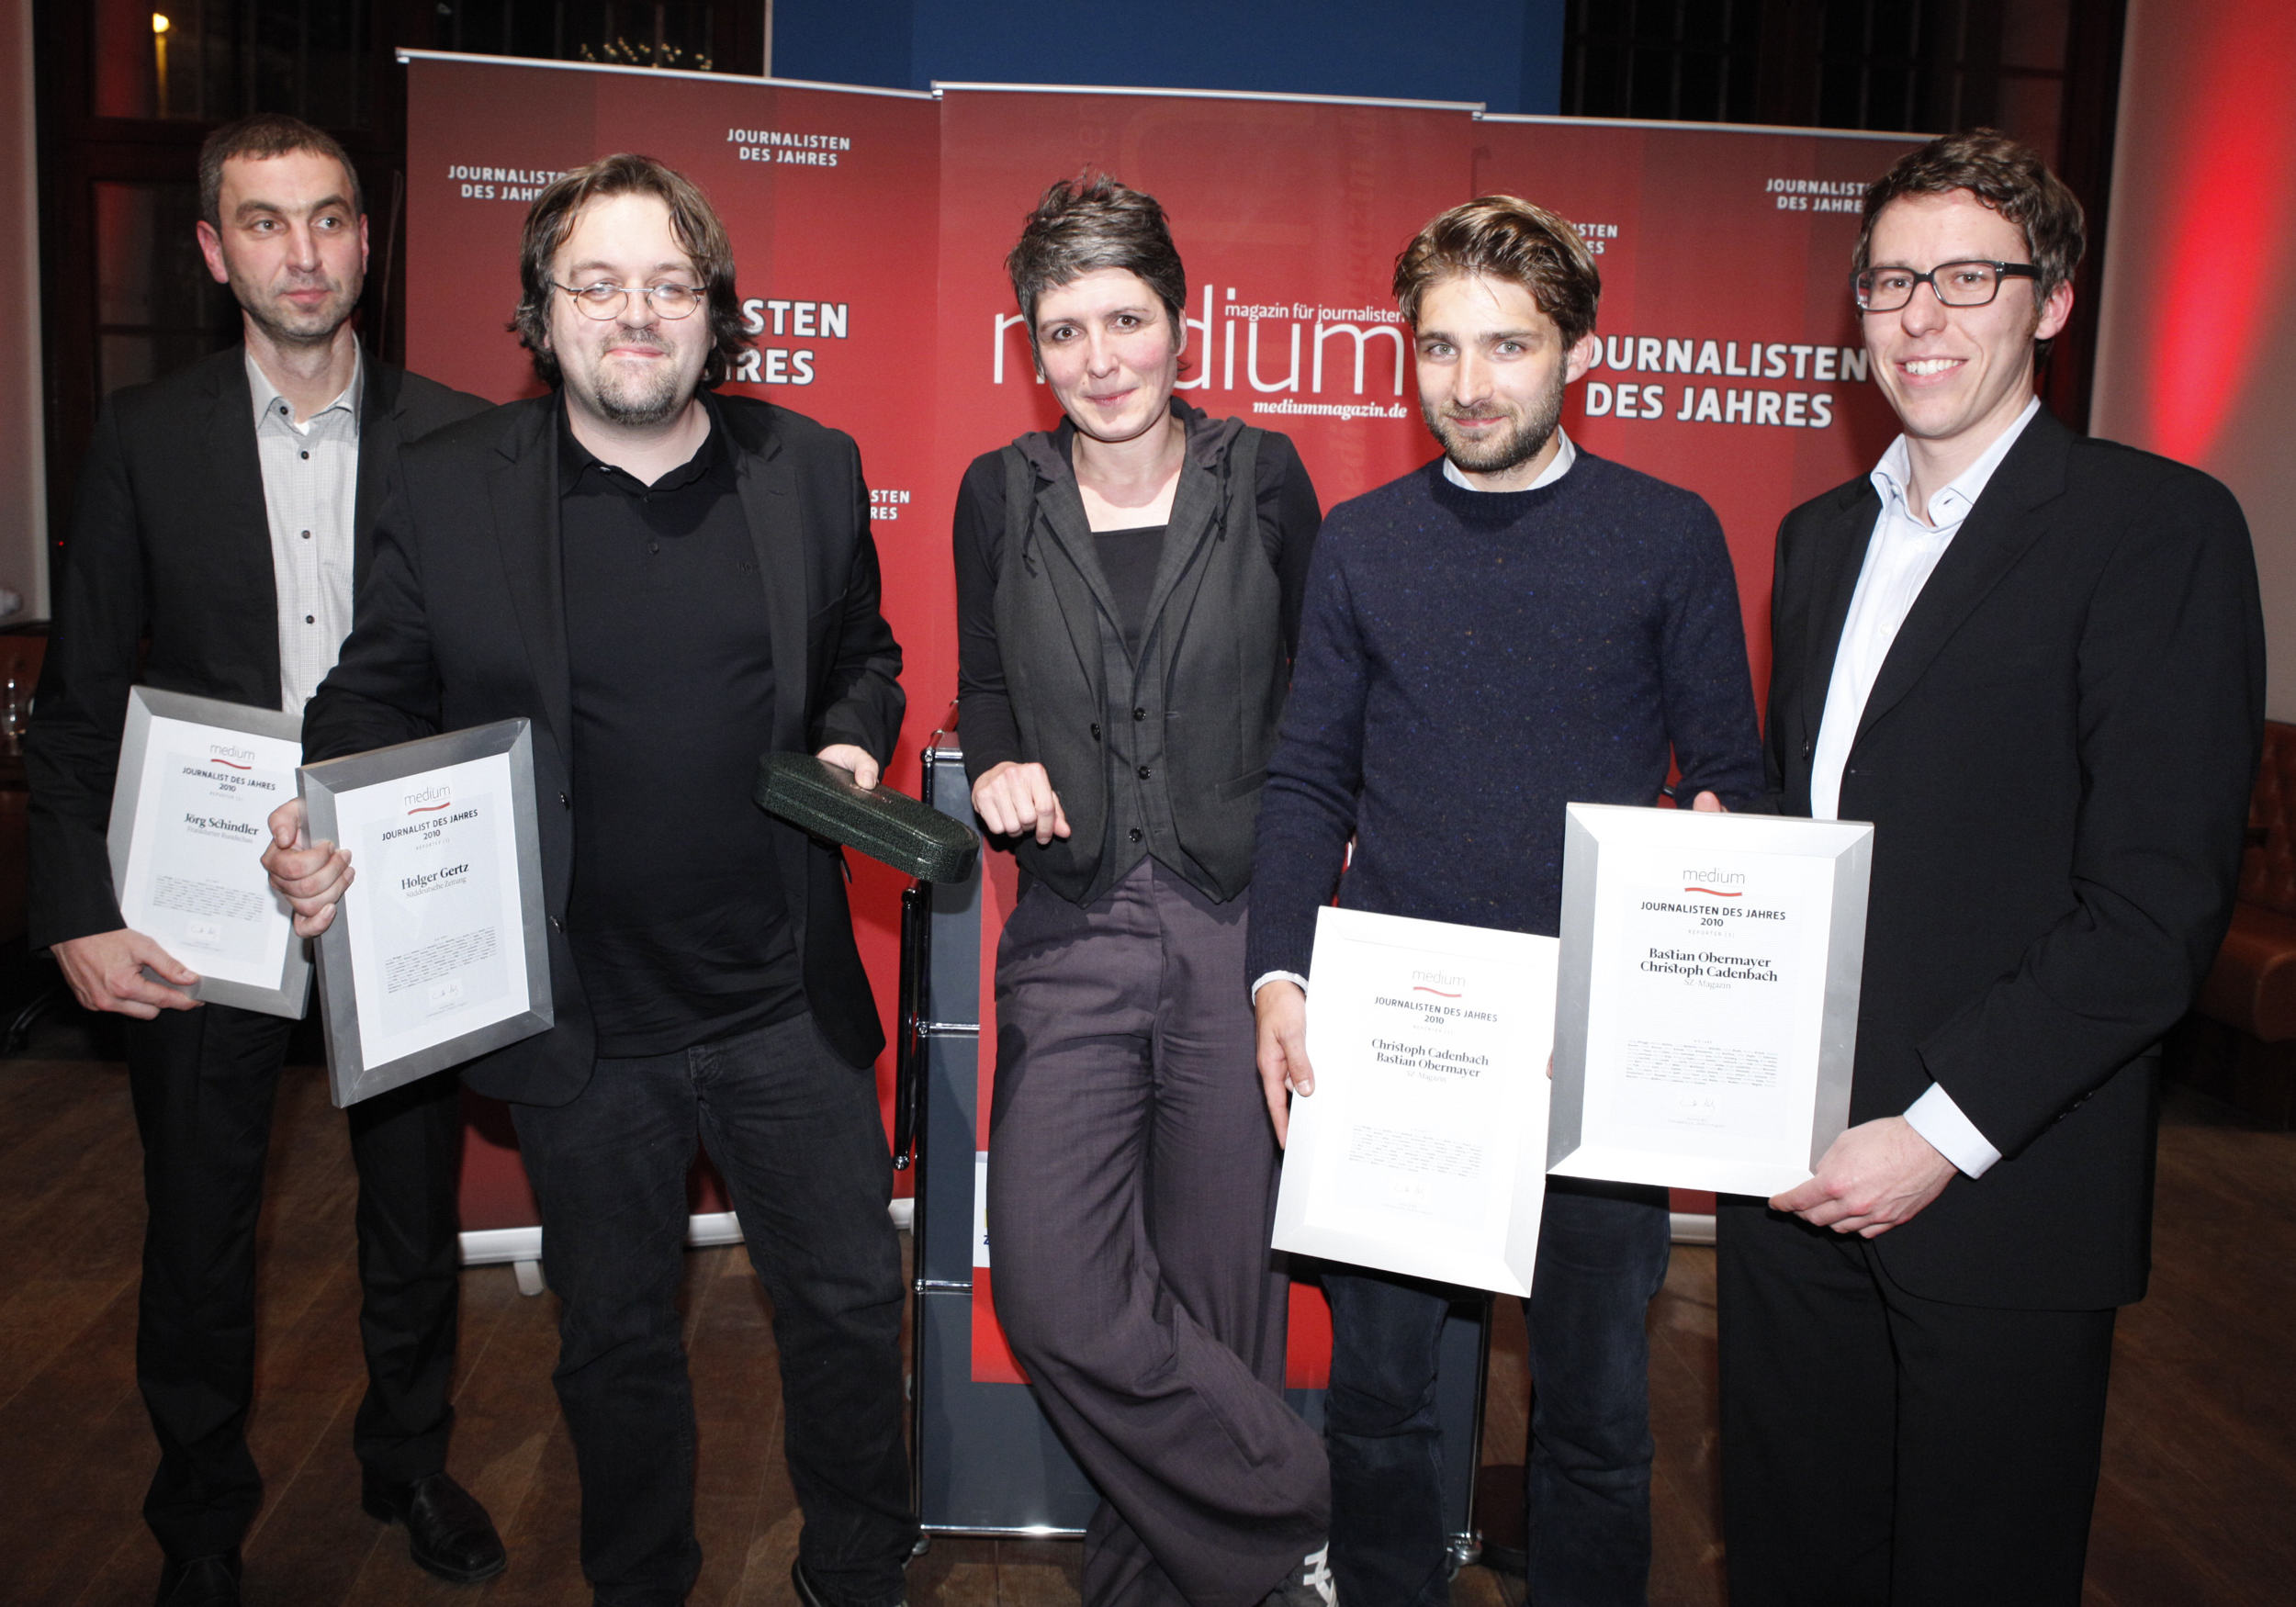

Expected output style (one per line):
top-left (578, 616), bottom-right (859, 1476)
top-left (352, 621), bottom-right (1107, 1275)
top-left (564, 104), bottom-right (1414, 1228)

top-left (754, 752), bottom-right (980, 883)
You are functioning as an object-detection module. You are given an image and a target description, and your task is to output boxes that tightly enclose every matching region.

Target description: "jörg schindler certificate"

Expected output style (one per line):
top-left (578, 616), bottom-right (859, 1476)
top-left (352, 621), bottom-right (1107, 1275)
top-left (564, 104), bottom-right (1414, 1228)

top-left (302, 720), bottom-right (551, 1106)
top-left (1550, 804), bottom-right (1872, 1197)
top-left (1272, 905), bottom-right (1557, 1297)
top-left (107, 688), bottom-right (309, 1016)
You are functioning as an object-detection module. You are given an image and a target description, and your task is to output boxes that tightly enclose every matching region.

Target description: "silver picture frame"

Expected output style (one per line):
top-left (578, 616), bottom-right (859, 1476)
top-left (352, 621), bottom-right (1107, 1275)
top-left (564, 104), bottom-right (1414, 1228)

top-left (299, 719), bottom-right (552, 1108)
top-left (1550, 803), bottom-right (1873, 1197)
top-left (106, 686), bottom-right (311, 1019)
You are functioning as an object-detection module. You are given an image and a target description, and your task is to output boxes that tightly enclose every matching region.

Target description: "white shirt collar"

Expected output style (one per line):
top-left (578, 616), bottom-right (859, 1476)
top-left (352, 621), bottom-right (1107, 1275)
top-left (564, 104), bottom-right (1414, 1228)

top-left (247, 346), bottom-right (365, 433)
top-left (1442, 427), bottom-right (1576, 492)
top-left (1870, 395), bottom-right (2040, 531)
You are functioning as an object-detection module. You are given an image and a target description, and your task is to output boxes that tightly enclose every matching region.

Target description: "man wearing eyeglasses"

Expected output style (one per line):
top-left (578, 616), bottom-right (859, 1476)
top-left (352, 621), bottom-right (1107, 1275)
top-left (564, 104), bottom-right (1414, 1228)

top-left (1716, 129), bottom-right (2263, 1603)
top-left (263, 153), bottom-right (916, 1607)
top-left (28, 114), bottom-right (500, 1607)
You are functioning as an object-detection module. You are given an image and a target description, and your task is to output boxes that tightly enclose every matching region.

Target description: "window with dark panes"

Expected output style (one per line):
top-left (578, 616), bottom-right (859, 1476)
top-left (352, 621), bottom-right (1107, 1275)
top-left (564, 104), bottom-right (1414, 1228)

top-left (36, 0), bottom-right (764, 565)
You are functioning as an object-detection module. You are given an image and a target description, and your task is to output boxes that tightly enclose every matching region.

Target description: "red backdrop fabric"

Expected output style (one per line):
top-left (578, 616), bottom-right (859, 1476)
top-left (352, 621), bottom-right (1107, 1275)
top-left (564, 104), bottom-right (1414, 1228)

top-left (400, 56), bottom-right (1918, 1377)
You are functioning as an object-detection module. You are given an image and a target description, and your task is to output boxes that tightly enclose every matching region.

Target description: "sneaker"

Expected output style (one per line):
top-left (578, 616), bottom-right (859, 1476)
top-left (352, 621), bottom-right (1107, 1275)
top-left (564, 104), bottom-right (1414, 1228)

top-left (1262, 1540), bottom-right (1336, 1606)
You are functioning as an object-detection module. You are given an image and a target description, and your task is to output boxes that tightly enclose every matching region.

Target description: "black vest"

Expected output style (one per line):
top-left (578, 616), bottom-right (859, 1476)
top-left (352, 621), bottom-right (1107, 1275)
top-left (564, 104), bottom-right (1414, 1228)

top-left (993, 414), bottom-right (1288, 905)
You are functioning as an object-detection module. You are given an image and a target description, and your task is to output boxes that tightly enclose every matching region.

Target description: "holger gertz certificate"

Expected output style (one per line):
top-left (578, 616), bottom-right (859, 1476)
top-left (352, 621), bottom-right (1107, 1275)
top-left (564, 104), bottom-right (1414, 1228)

top-left (107, 687), bottom-right (310, 1017)
top-left (1550, 804), bottom-right (1871, 1198)
top-left (301, 720), bottom-right (551, 1107)
top-left (1272, 905), bottom-right (1557, 1298)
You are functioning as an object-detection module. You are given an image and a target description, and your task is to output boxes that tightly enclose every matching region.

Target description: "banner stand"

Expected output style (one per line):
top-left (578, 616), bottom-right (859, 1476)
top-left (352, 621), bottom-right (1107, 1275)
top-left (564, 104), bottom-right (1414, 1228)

top-left (458, 1203), bottom-right (916, 1298)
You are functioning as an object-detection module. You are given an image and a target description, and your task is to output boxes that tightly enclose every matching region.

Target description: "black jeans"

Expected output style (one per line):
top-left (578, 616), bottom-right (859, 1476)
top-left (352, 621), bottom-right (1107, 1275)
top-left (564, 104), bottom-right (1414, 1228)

top-left (510, 1012), bottom-right (916, 1607)
top-left (1322, 1178), bottom-right (1671, 1607)
top-left (126, 1003), bottom-right (464, 1561)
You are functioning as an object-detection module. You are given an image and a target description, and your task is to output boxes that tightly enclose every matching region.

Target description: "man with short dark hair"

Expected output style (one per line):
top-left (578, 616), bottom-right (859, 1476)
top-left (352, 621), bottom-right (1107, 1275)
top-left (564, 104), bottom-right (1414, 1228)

top-left (264, 152), bottom-right (917, 1607)
top-left (1249, 196), bottom-right (1767, 1606)
top-left (1718, 129), bottom-right (2264, 1604)
top-left (28, 113), bottom-right (501, 1606)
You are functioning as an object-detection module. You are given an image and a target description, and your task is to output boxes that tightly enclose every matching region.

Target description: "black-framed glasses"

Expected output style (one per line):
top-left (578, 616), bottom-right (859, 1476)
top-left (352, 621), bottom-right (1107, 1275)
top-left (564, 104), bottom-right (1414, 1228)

top-left (553, 280), bottom-right (706, 320)
top-left (1852, 260), bottom-right (2042, 312)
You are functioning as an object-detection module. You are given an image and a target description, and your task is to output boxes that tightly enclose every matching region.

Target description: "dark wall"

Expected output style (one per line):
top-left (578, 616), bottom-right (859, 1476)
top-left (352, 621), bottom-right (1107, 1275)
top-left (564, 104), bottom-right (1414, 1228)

top-left (773, 0), bottom-right (1566, 113)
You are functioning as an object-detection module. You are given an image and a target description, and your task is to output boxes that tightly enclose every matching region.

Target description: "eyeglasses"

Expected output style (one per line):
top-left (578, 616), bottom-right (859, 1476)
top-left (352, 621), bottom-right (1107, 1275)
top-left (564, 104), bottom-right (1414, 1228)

top-left (553, 280), bottom-right (706, 320)
top-left (1852, 260), bottom-right (2042, 312)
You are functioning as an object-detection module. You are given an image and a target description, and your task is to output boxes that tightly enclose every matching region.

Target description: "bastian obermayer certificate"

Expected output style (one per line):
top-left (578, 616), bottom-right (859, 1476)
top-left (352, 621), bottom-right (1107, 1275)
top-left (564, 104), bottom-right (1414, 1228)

top-left (1273, 905), bottom-right (1558, 1298)
top-left (107, 688), bottom-right (310, 1017)
top-left (1550, 804), bottom-right (1872, 1198)
top-left (301, 720), bottom-right (551, 1107)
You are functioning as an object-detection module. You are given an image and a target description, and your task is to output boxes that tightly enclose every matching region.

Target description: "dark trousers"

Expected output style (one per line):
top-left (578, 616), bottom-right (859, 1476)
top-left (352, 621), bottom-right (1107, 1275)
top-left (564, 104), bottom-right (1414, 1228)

top-left (986, 861), bottom-right (1329, 1607)
top-left (1323, 1178), bottom-right (1671, 1607)
top-left (125, 1002), bottom-right (464, 1561)
top-left (1716, 1200), bottom-right (2117, 1606)
top-left (509, 1011), bottom-right (916, 1607)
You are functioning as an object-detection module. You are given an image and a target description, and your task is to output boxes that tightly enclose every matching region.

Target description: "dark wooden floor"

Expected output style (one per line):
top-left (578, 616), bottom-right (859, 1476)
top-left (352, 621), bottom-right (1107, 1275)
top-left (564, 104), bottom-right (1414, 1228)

top-left (3, 1042), bottom-right (2291, 1605)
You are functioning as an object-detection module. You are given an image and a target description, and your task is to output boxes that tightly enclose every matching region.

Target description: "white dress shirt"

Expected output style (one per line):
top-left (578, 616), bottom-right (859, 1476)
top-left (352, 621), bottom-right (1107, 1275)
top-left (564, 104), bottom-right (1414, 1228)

top-left (1252, 433), bottom-right (1580, 1005)
top-left (1808, 394), bottom-right (2043, 1177)
top-left (248, 350), bottom-right (364, 715)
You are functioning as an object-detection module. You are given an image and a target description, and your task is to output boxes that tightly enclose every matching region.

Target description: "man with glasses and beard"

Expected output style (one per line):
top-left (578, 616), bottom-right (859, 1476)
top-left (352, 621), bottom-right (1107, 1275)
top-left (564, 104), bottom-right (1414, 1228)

top-left (1248, 197), bottom-right (1766, 1606)
top-left (28, 113), bottom-right (497, 1607)
top-left (262, 154), bottom-right (917, 1607)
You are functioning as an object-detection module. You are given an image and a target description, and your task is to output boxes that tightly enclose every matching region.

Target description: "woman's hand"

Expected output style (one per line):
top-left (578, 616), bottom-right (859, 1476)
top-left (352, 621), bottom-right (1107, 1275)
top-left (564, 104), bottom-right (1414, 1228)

top-left (973, 761), bottom-right (1071, 845)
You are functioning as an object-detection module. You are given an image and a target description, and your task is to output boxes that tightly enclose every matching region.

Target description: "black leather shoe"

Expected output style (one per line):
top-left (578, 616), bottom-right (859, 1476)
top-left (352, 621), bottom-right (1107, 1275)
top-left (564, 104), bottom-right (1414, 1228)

top-left (792, 1557), bottom-right (906, 1607)
top-left (155, 1550), bottom-right (241, 1606)
top-left (361, 1471), bottom-right (508, 1584)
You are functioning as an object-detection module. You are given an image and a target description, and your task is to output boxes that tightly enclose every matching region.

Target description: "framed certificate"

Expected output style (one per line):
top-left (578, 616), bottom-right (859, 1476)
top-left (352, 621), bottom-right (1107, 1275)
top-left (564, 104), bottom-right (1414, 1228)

top-left (106, 687), bottom-right (310, 1017)
top-left (300, 720), bottom-right (552, 1107)
top-left (1273, 905), bottom-right (1557, 1297)
top-left (1551, 803), bottom-right (1872, 1198)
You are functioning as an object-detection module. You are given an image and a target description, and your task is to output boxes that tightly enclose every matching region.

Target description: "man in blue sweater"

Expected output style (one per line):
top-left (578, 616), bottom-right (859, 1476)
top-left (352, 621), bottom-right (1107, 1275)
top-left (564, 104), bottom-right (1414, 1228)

top-left (1249, 197), bottom-right (1766, 1605)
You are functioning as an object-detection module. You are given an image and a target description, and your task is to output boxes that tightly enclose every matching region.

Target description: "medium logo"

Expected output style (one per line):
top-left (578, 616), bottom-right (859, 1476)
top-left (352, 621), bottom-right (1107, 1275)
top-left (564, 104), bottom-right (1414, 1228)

top-left (1683, 868), bottom-right (1746, 897)
top-left (405, 784), bottom-right (451, 815)
top-left (208, 743), bottom-right (254, 770)
top-left (1411, 968), bottom-right (1465, 998)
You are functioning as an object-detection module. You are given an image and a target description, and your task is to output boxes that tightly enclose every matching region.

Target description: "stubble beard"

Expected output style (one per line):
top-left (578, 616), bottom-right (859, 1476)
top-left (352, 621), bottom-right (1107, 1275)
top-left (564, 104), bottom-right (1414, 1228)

top-left (1423, 369), bottom-right (1568, 478)
top-left (236, 269), bottom-right (359, 350)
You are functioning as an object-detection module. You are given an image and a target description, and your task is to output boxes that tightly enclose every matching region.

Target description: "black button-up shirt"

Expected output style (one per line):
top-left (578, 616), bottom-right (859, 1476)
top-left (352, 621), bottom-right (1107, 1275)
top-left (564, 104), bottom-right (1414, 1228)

top-left (557, 393), bottom-right (805, 1056)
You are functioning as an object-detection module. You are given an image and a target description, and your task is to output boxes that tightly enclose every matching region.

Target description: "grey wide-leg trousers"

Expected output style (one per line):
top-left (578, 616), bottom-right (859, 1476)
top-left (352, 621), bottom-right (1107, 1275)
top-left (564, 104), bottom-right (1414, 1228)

top-left (985, 859), bottom-right (1329, 1607)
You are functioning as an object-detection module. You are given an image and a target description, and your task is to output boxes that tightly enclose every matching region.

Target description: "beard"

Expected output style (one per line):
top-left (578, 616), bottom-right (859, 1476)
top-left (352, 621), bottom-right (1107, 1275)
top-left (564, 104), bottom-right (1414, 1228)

top-left (1421, 366), bottom-right (1568, 478)
top-left (586, 335), bottom-right (690, 426)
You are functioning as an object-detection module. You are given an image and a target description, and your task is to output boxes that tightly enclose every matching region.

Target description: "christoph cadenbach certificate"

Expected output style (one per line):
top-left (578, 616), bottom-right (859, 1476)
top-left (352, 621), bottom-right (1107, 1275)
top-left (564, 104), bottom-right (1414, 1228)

top-left (116, 716), bottom-right (302, 991)
top-left (1551, 804), bottom-right (1870, 1197)
top-left (1272, 905), bottom-right (1557, 1298)
top-left (328, 752), bottom-right (531, 1068)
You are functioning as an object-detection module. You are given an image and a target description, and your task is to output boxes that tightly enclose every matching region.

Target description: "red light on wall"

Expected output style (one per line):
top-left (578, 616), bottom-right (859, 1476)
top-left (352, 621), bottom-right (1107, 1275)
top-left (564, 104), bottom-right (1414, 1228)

top-left (2144, 3), bottom-right (2296, 465)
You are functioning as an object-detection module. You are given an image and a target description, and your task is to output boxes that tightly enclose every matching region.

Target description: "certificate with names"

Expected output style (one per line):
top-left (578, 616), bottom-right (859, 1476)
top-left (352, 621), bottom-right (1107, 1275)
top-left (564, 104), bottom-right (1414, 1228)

top-left (301, 720), bottom-right (551, 1107)
top-left (1550, 804), bottom-right (1872, 1198)
top-left (1273, 905), bottom-right (1557, 1298)
top-left (107, 688), bottom-right (310, 1017)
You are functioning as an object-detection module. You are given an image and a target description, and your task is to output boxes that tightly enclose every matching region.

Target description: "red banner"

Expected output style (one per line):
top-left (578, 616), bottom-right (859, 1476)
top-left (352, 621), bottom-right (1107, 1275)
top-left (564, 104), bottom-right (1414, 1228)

top-left (403, 57), bottom-right (942, 1222)
top-left (400, 57), bottom-right (1919, 1378)
top-left (1476, 117), bottom-right (1920, 691)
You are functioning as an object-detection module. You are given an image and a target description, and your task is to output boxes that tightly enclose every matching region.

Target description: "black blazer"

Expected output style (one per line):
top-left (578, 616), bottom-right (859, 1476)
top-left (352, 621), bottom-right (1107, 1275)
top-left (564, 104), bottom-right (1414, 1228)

top-left (1764, 408), bottom-right (2264, 1309)
top-left (27, 345), bottom-right (489, 951)
top-left (299, 391), bottom-right (905, 1107)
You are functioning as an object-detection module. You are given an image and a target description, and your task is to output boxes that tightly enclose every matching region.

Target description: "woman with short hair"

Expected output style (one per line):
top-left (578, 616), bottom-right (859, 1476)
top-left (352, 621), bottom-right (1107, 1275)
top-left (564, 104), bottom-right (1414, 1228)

top-left (952, 174), bottom-right (1334, 1607)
